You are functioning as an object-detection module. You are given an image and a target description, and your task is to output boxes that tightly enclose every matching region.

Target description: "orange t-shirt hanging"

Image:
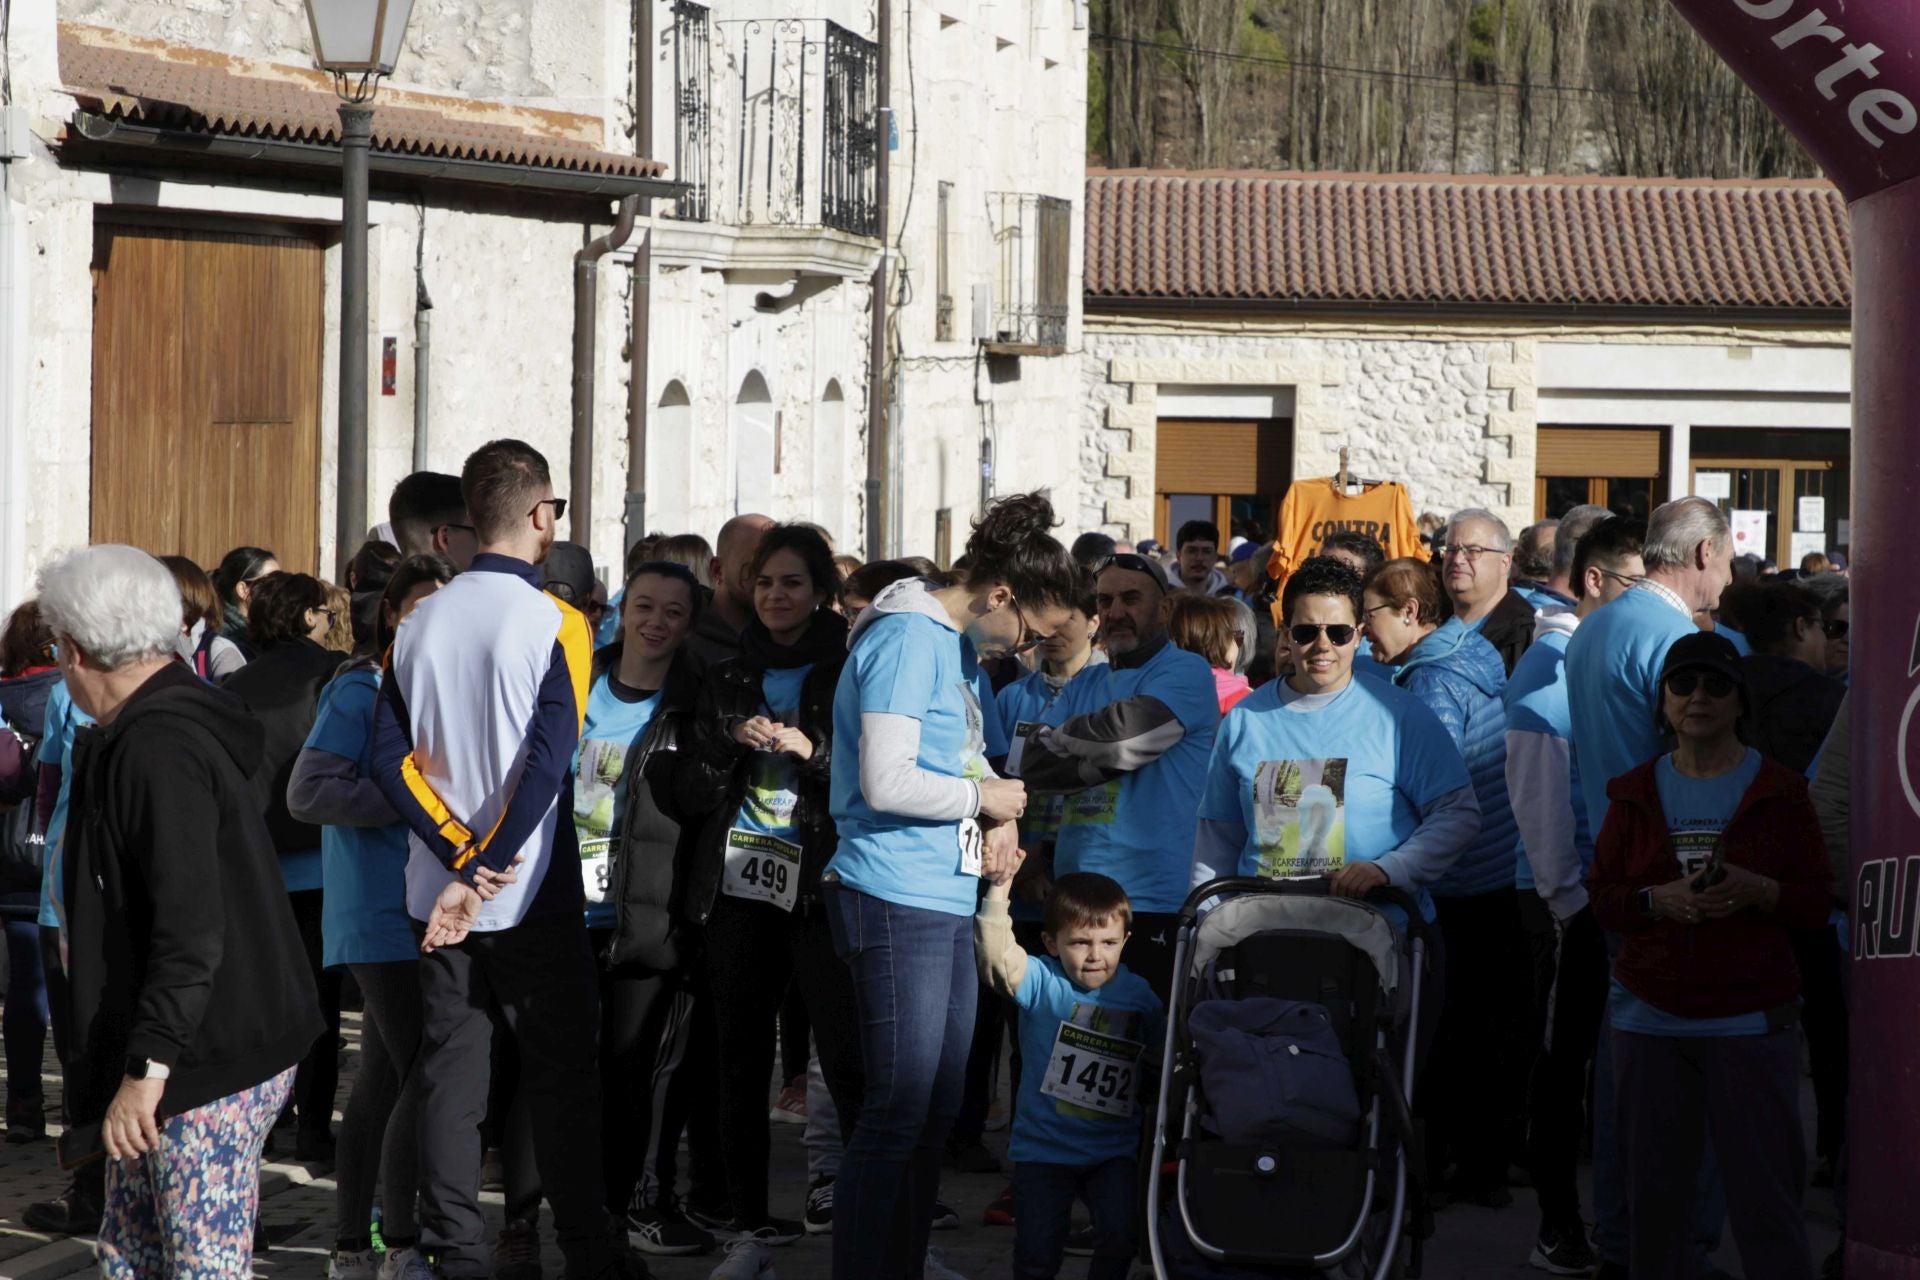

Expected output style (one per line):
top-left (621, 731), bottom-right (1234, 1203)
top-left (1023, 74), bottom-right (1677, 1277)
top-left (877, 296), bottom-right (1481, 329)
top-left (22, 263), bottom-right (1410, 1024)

top-left (1266, 477), bottom-right (1430, 592)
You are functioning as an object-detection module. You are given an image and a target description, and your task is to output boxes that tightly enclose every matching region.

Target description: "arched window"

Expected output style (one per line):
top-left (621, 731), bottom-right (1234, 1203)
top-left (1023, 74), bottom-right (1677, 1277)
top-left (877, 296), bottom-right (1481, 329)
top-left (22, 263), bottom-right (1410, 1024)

top-left (652, 380), bottom-right (693, 534)
top-left (732, 371), bottom-right (775, 516)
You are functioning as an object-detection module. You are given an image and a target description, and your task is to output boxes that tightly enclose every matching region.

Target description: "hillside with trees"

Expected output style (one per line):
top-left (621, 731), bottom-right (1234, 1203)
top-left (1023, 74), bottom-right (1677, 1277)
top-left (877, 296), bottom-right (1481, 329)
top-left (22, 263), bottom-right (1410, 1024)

top-left (1090, 0), bottom-right (1817, 179)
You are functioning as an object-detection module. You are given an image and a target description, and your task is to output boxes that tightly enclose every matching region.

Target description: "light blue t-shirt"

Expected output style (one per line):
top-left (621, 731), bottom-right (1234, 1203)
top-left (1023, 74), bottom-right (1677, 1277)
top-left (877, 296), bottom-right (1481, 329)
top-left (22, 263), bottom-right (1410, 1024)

top-left (573, 673), bottom-right (663, 930)
top-left (1503, 627), bottom-right (1586, 892)
top-left (309, 668), bottom-right (416, 967)
top-left (828, 610), bottom-right (1006, 917)
top-left (1009, 955), bottom-right (1164, 1165)
top-left (1198, 677), bottom-right (1470, 922)
top-left (1047, 642), bottom-right (1220, 914)
top-left (1566, 585), bottom-right (1698, 837)
top-left (1717, 624), bottom-right (1751, 657)
top-left (596, 587), bottom-right (625, 648)
top-left (35, 682), bottom-right (91, 930)
top-left (736, 664), bottom-right (812, 847)
top-left (1612, 748), bottom-right (1767, 1037)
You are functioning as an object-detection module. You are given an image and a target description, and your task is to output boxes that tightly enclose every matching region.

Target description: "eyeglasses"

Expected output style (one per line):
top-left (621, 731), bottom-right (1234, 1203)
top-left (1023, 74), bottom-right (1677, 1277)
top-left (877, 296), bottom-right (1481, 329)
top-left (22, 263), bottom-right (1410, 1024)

top-left (1359, 603), bottom-right (1397, 621)
top-left (1665, 670), bottom-right (1736, 699)
top-left (314, 607), bottom-right (340, 624)
top-left (1007, 597), bottom-right (1045, 655)
top-left (1597, 568), bottom-right (1643, 589)
top-left (1443, 544), bottom-right (1503, 563)
top-left (1822, 619), bottom-right (1849, 639)
top-left (531, 497), bottom-right (568, 523)
top-left (1093, 553), bottom-right (1170, 592)
top-left (1289, 623), bottom-right (1358, 647)
top-left (435, 522), bottom-right (477, 538)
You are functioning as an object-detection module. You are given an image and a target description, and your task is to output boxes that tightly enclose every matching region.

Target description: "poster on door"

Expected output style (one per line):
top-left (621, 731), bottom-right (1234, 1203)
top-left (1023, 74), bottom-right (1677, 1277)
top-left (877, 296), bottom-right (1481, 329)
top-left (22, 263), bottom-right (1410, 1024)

top-left (1730, 509), bottom-right (1769, 558)
top-left (1252, 757), bottom-right (1348, 878)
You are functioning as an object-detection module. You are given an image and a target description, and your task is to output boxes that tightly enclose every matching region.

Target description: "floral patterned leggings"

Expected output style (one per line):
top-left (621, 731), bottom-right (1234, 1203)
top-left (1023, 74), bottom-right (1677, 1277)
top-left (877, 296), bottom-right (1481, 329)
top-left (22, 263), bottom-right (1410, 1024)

top-left (98, 1068), bottom-right (295, 1280)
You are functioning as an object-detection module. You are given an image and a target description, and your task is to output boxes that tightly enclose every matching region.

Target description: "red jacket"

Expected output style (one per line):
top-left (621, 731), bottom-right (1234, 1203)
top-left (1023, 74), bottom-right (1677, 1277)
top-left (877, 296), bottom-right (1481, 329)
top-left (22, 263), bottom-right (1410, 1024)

top-left (1589, 754), bottom-right (1831, 1020)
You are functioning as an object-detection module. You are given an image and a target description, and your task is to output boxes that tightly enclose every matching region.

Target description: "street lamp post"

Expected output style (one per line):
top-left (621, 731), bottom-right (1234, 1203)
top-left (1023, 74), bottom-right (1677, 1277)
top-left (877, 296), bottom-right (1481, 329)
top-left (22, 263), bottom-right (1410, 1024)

top-left (303, 0), bottom-right (415, 578)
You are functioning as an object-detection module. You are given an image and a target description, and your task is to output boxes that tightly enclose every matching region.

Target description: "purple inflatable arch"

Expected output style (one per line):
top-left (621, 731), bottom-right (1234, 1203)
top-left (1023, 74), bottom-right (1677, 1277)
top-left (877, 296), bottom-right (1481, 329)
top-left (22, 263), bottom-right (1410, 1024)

top-left (1666, 1), bottom-right (1920, 1274)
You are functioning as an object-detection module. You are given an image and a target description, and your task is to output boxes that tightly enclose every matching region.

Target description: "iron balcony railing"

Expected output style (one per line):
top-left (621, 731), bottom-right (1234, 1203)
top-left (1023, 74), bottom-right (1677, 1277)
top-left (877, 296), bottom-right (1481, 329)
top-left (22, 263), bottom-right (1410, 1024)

top-left (988, 192), bottom-right (1072, 351)
top-left (666, 8), bottom-right (880, 239)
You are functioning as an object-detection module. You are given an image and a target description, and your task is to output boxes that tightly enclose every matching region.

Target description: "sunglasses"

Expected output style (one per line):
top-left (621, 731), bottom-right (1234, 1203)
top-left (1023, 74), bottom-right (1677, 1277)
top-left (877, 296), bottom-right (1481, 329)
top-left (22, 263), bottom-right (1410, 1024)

top-left (1007, 597), bottom-right (1045, 655)
top-left (1093, 553), bottom-right (1170, 591)
top-left (1665, 670), bottom-right (1736, 699)
top-left (532, 497), bottom-right (568, 522)
top-left (1290, 623), bottom-right (1358, 647)
top-left (1822, 619), bottom-right (1849, 639)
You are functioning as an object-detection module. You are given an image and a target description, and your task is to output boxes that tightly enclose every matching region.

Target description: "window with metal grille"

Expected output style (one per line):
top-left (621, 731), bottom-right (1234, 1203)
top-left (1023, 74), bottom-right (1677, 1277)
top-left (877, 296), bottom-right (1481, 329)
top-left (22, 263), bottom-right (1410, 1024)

top-left (669, 0), bottom-right (711, 222)
top-left (988, 193), bottom-right (1071, 353)
top-left (936, 181), bottom-right (954, 341)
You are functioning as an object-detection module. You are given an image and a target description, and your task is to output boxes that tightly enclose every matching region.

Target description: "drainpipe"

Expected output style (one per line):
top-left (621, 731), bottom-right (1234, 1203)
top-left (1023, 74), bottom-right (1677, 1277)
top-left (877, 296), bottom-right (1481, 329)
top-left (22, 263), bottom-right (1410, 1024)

top-left (571, 194), bottom-right (640, 546)
top-left (863, 0), bottom-right (893, 560)
top-left (625, 0), bottom-right (654, 554)
top-left (412, 210), bottom-right (433, 472)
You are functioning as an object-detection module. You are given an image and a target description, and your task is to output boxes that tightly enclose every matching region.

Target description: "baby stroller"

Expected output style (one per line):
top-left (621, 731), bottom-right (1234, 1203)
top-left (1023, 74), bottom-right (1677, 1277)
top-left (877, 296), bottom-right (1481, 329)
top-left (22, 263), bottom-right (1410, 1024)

top-left (1147, 877), bottom-right (1431, 1280)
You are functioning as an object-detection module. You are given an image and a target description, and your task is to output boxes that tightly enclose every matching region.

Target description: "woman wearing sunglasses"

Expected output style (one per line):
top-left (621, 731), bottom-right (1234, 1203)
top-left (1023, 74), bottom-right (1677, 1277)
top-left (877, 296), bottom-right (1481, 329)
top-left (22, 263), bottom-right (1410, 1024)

top-left (1588, 631), bottom-right (1830, 1280)
top-left (1194, 554), bottom-right (1479, 1065)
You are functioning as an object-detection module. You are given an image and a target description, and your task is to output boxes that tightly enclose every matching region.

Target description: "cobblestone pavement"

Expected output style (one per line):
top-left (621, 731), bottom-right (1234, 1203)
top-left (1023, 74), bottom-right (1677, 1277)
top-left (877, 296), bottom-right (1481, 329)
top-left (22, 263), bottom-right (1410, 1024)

top-left (0, 1012), bottom-right (1840, 1279)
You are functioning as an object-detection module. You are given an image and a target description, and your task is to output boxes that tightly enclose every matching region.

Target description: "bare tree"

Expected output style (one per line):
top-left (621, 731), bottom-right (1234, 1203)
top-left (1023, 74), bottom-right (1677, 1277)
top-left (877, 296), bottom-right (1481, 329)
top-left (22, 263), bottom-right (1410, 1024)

top-left (1169, 0), bottom-right (1243, 166)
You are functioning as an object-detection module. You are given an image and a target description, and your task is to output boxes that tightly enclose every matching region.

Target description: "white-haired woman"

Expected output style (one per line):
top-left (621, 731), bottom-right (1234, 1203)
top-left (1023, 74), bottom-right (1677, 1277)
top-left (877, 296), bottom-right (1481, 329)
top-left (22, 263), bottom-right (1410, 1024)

top-left (38, 545), bottom-right (321, 1280)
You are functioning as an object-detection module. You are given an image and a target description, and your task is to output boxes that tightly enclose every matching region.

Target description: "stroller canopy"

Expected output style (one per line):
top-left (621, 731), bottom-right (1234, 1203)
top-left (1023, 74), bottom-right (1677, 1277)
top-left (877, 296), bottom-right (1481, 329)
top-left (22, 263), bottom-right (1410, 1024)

top-left (1190, 893), bottom-right (1403, 996)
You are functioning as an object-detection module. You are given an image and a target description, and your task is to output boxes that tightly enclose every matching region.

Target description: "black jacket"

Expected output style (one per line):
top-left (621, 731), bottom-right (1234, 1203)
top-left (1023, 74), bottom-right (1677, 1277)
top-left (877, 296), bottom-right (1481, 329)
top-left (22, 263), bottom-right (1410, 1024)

top-left (1743, 653), bottom-right (1846, 775)
top-left (1477, 589), bottom-right (1538, 677)
top-left (222, 637), bottom-right (344, 856)
top-left (604, 653), bottom-right (705, 972)
top-left (679, 612), bottom-right (848, 922)
top-left (63, 663), bottom-right (322, 1126)
top-left (0, 667), bottom-right (58, 905)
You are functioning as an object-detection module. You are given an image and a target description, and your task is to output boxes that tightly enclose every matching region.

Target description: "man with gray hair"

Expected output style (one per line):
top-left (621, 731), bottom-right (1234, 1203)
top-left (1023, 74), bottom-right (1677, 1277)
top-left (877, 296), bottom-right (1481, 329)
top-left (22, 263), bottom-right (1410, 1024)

top-left (1563, 495), bottom-right (1734, 1275)
top-left (1443, 507), bottom-right (1537, 676)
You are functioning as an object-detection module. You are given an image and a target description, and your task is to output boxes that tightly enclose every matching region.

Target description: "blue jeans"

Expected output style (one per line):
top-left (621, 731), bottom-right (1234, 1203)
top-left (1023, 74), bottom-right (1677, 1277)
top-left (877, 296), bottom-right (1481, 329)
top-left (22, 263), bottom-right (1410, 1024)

top-left (3, 914), bottom-right (47, 1128)
top-left (1013, 1158), bottom-right (1135, 1280)
top-left (823, 883), bottom-right (976, 1280)
top-left (1592, 932), bottom-right (1724, 1271)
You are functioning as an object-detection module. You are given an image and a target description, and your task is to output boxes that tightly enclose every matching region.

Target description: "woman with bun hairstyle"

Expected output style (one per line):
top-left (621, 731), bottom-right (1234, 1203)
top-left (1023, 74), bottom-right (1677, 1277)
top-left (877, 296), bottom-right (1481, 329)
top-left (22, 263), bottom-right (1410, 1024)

top-left (824, 493), bottom-right (1079, 1280)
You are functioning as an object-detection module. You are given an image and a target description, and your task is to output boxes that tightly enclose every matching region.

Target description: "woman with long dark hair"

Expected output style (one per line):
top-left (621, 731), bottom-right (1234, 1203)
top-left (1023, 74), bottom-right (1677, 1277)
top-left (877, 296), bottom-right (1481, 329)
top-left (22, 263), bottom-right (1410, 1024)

top-left (824, 493), bottom-right (1079, 1280)
top-left (289, 555), bottom-right (454, 1280)
top-left (678, 527), bottom-right (857, 1251)
top-left (209, 545), bottom-right (279, 663)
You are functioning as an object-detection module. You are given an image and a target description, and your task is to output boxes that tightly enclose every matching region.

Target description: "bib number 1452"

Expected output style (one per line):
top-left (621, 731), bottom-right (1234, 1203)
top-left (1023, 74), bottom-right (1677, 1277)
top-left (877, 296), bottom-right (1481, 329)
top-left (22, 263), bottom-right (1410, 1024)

top-left (1040, 1022), bottom-right (1142, 1119)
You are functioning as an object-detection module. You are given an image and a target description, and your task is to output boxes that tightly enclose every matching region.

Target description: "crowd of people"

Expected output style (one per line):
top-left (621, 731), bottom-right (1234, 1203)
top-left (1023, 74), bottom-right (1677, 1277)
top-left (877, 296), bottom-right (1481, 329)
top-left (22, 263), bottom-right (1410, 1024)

top-left (0, 439), bottom-right (1854, 1280)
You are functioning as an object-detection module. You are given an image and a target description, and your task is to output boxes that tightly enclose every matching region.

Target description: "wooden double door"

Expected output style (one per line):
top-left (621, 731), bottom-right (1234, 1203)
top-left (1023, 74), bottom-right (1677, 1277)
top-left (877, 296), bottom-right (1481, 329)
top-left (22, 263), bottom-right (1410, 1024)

top-left (91, 220), bottom-right (325, 574)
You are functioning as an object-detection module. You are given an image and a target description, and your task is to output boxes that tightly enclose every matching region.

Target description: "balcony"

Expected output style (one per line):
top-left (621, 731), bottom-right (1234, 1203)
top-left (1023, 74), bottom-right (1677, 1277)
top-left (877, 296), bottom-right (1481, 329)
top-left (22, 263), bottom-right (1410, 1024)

top-left (662, 4), bottom-right (881, 276)
top-left (986, 193), bottom-right (1072, 355)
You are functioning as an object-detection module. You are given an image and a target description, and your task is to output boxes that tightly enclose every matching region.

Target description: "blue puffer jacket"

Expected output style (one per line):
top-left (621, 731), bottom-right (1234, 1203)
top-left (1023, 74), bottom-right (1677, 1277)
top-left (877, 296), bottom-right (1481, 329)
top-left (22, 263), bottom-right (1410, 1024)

top-left (1394, 619), bottom-right (1520, 898)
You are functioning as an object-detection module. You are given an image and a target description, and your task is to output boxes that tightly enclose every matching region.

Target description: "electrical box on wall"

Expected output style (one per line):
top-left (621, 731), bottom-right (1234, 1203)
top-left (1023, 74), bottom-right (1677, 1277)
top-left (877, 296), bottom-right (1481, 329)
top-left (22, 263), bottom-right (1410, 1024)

top-left (971, 284), bottom-right (993, 343)
top-left (0, 108), bottom-right (33, 161)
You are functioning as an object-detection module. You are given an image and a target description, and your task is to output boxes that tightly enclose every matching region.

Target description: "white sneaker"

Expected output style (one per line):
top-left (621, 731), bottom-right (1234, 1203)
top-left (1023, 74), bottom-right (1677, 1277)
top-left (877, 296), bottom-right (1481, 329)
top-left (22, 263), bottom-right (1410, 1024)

top-left (329, 1249), bottom-right (379, 1280)
top-left (377, 1248), bottom-right (435, 1280)
top-left (708, 1235), bottom-right (778, 1280)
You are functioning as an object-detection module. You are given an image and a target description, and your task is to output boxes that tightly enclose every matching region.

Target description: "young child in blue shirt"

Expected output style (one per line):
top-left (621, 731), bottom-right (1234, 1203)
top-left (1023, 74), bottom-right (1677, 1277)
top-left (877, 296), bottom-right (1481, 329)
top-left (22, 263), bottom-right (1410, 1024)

top-left (977, 852), bottom-right (1165, 1280)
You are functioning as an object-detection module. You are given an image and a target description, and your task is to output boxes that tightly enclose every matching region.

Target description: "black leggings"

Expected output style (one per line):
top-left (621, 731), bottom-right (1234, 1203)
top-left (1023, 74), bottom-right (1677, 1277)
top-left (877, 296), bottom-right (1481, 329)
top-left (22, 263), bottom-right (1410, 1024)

top-left (705, 895), bottom-right (862, 1224)
top-left (289, 889), bottom-right (344, 1138)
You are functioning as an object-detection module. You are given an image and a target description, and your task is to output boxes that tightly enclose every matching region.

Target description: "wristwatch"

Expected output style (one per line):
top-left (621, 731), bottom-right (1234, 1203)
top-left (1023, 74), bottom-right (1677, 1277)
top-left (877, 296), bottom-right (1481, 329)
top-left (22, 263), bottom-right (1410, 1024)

top-left (125, 1057), bottom-right (172, 1082)
top-left (1636, 887), bottom-right (1656, 920)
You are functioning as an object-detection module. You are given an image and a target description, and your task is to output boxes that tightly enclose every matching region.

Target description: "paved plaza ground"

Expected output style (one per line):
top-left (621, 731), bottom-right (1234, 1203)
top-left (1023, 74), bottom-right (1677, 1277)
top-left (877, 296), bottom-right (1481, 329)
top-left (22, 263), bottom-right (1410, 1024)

top-left (0, 1012), bottom-right (1841, 1279)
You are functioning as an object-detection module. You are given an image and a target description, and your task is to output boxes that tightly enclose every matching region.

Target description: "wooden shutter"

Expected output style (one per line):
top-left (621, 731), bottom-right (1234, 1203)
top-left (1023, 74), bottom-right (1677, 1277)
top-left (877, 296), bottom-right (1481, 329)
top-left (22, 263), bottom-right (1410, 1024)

top-left (1156, 420), bottom-right (1290, 494)
top-left (1536, 427), bottom-right (1664, 478)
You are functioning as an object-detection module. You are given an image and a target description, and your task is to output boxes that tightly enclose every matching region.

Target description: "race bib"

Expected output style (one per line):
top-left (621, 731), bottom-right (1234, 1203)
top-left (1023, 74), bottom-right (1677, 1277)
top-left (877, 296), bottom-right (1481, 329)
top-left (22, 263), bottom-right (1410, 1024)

top-left (1040, 1021), bottom-right (1143, 1119)
top-left (721, 829), bottom-right (802, 911)
top-left (581, 837), bottom-right (612, 905)
top-left (959, 817), bottom-right (984, 877)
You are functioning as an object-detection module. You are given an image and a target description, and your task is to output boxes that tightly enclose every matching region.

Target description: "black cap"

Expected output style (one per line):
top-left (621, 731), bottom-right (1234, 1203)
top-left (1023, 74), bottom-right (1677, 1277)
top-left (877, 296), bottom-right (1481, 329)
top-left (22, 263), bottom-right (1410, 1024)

top-left (1070, 531), bottom-right (1117, 569)
top-left (1659, 630), bottom-right (1746, 688)
top-left (541, 541), bottom-right (596, 606)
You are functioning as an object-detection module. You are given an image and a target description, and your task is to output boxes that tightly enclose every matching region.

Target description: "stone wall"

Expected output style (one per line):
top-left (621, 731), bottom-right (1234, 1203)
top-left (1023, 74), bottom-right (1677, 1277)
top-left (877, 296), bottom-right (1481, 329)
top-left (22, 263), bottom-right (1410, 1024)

top-left (1081, 328), bottom-right (1537, 539)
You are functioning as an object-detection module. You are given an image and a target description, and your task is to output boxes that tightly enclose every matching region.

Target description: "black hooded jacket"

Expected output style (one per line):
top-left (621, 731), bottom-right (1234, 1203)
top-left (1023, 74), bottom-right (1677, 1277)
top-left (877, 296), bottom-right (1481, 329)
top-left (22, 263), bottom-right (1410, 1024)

top-left (62, 663), bottom-right (322, 1126)
top-left (679, 610), bottom-right (848, 922)
top-left (222, 636), bottom-right (344, 856)
top-left (604, 651), bottom-right (705, 971)
top-left (1742, 652), bottom-right (1846, 775)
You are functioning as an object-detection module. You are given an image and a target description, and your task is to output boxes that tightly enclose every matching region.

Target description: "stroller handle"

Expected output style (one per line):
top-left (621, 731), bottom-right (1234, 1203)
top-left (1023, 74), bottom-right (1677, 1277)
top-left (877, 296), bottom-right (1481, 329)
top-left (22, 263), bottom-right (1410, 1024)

top-left (1178, 875), bottom-right (1434, 945)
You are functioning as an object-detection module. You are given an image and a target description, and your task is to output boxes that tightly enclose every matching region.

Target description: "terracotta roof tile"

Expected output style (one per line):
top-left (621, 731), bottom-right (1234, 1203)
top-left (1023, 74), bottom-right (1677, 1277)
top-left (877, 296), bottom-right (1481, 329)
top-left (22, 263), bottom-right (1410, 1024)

top-left (1085, 170), bottom-right (1851, 312)
top-left (58, 22), bottom-right (664, 180)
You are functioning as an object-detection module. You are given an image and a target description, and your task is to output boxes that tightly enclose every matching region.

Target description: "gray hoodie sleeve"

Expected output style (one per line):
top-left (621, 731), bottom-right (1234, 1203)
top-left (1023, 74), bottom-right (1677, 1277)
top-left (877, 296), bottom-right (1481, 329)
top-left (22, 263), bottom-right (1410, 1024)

top-left (1810, 693), bottom-right (1851, 905)
top-left (858, 712), bottom-right (982, 821)
top-left (288, 746), bottom-right (402, 829)
top-left (1372, 784), bottom-right (1479, 893)
top-left (1018, 695), bottom-right (1186, 792)
top-left (1506, 728), bottom-right (1588, 921)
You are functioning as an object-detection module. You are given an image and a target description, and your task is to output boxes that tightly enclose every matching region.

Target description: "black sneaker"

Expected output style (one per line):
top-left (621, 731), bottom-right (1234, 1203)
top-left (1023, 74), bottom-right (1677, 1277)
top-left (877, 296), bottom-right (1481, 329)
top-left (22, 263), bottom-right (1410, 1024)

top-left (1593, 1263), bottom-right (1628, 1280)
top-left (1530, 1222), bottom-right (1598, 1276)
top-left (22, 1187), bottom-right (103, 1235)
top-left (625, 1201), bottom-right (713, 1257)
top-left (493, 1217), bottom-right (543, 1280)
top-left (803, 1177), bottom-right (833, 1235)
top-left (928, 1200), bottom-right (960, 1231)
top-left (682, 1198), bottom-right (735, 1233)
top-left (725, 1218), bottom-right (803, 1248)
top-left (1063, 1225), bottom-right (1094, 1257)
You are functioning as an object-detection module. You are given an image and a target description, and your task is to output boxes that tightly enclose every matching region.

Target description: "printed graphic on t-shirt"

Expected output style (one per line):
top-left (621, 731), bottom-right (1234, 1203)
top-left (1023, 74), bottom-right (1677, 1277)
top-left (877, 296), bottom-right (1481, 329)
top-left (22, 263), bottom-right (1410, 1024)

top-left (574, 737), bottom-right (627, 903)
top-left (1669, 825), bottom-right (1723, 880)
top-left (1253, 757), bottom-right (1348, 878)
top-left (1063, 777), bottom-right (1122, 826)
top-left (739, 698), bottom-right (802, 839)
top-left (959, 681), bottom-right (988, 780)
top-left (1040, 1002), bottom-right (1149, 1121)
